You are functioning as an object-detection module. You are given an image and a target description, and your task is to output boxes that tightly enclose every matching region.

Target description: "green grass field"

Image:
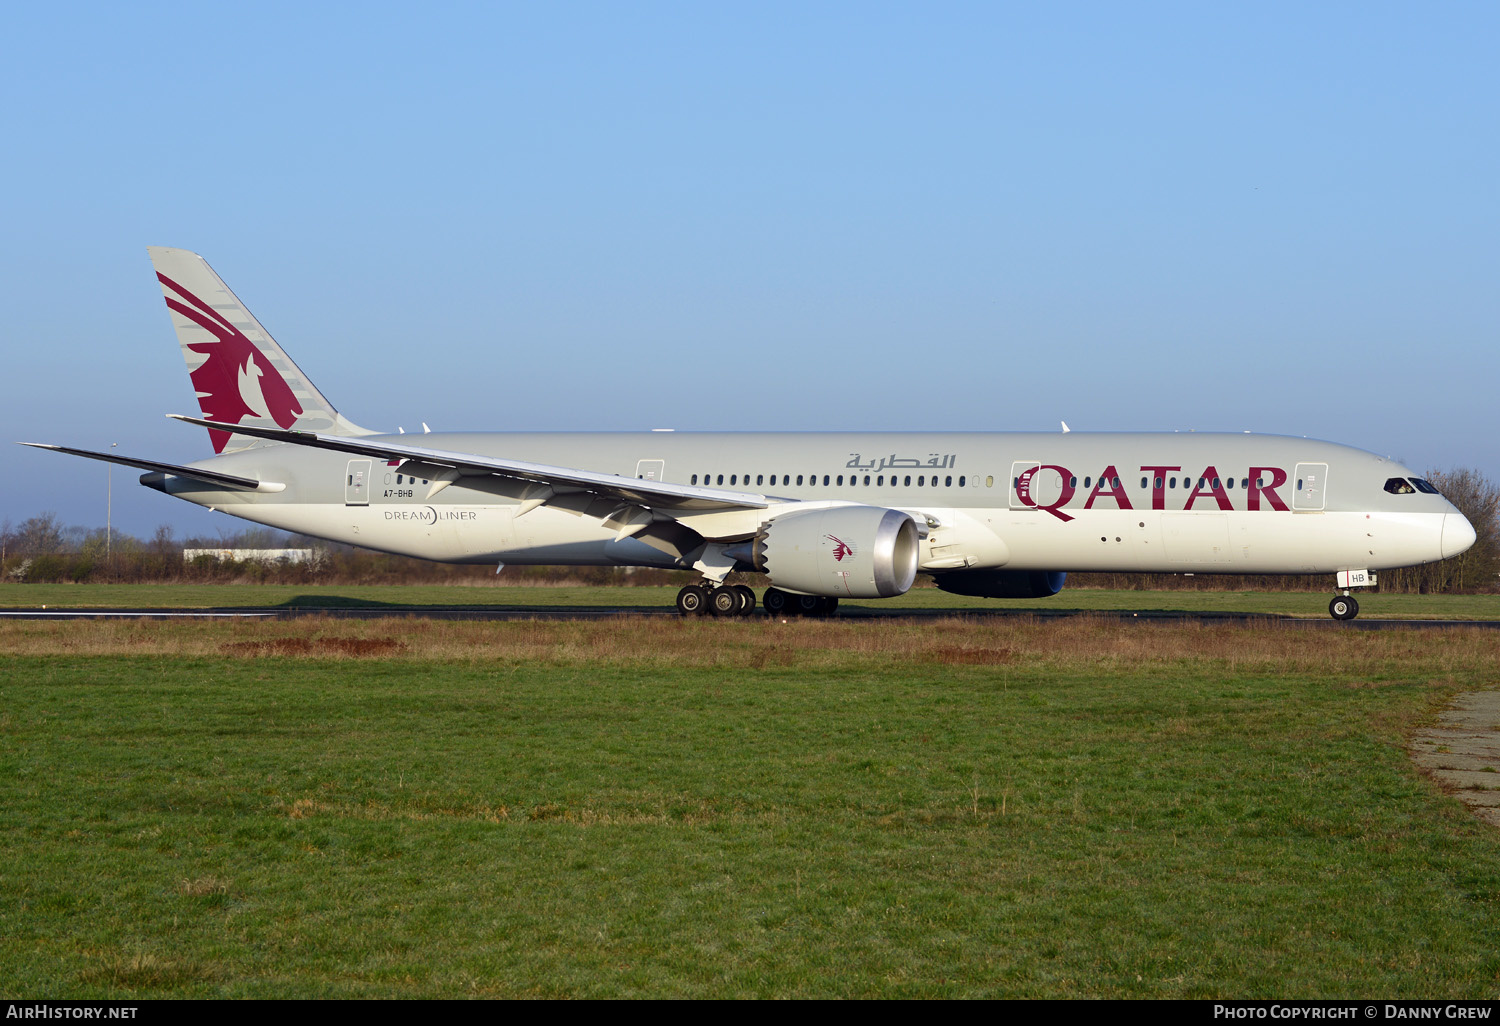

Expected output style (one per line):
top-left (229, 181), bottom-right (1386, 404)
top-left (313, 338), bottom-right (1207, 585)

top-left (3, 582), bottom-right (1499, 619)
top-left (3, 616), bottom-right (1499, 997)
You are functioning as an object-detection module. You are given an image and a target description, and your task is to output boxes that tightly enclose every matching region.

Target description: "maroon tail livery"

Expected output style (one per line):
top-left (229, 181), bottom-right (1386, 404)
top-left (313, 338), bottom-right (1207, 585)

top-left (157, 271), bottom-right (304, 452)
top-left (148, 247), bottom-right (369, 452)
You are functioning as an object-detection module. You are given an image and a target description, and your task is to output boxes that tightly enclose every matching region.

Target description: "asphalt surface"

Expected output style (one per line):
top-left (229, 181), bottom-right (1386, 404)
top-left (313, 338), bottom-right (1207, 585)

top-left (1411, 691), bottom-right (1500, 828)
top-left (1, 606), bottom-right (1497, 629)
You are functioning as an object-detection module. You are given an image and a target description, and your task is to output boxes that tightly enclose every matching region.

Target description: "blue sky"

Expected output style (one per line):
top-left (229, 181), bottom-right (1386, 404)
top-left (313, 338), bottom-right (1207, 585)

top-left (3, 2), bottom-right (1496, 539)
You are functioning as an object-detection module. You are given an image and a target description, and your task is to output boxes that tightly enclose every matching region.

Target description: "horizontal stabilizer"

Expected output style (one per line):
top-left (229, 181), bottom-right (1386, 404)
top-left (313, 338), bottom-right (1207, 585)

top-left (167, 414), bottom-right (768, 512)
top-left (18, 443), bottom-right (283, 492)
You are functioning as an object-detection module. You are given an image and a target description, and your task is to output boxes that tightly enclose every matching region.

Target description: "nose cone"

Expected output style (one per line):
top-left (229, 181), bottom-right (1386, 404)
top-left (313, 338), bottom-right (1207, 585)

top-left (1442, 513), bottom-right (1477, 559)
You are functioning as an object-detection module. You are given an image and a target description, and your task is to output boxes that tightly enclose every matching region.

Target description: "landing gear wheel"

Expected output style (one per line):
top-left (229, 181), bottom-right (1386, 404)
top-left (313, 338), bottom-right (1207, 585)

top-left (709, 587), bottom-right (742, 617)
top-left (820, 596), bottom-right (838, 617)
top-left (792, 594), bottom-right (823, 617)
top-left (733, 585), bottom-right (757, 616)
top-left (676, 585), bottom-right (708, 616)
top-left (762, 587), bottom-right (791, 616)
top-left (1329, 595), bottom-right (1359, 621)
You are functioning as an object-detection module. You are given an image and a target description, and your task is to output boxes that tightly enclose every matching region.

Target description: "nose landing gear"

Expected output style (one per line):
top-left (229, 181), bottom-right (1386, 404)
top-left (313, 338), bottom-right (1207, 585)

top-left (1329, 569), bottom-right (1374, 621)
top-left (1329, 594), bottom-right (1359, 621)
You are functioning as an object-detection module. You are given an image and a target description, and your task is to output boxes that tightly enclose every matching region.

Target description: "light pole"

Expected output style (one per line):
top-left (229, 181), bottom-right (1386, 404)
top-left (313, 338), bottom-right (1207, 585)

top-left (107, 442), bottom-right (116, 569)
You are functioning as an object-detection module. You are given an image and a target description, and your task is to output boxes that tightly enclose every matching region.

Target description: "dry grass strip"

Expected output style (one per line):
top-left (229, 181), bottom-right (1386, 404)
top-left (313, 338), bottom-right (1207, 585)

top-left (3, 614), bottom-right (1498, 675)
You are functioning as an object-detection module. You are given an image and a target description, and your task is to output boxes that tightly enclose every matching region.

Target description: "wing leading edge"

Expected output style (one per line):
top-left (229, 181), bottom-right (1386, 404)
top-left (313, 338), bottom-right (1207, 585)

top-left (166, 415), bottom-right (770, 513)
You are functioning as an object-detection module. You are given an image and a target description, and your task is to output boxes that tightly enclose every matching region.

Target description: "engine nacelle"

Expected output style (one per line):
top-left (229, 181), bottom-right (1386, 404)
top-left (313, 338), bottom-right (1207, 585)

top-left (933, 569), bottom-right (1067, 599)
top-left (745, 506), bottom-right (920, 598)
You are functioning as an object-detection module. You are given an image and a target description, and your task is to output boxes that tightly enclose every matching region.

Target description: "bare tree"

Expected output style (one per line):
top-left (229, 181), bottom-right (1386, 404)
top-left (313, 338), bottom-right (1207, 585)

top-left (149, 524), bottom-right (178, 556)
top-left (14, 513), bottom-right (65, 555)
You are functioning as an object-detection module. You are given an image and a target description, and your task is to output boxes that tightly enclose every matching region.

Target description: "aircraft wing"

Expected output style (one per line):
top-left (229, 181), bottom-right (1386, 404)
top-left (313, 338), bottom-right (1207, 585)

top-left (19, 442), bottom-right (282, 492)
top-left (167, 415), bottom-right (770, 512)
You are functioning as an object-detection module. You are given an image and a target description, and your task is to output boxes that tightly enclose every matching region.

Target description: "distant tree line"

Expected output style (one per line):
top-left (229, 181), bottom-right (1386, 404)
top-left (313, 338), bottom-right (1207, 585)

top-left (4, 467), bottom-right (1496, 593)
top-left (0, 514), bottom-right (698, 587)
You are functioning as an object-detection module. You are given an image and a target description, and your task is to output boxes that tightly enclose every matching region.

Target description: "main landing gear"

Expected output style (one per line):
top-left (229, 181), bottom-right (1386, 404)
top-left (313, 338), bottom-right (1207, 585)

top-left (674, 584), bottom-right (840, 618)
top-left (761, 587), bottom-right (838, 618)
top-left (675, 583), bottom-right (755, 617)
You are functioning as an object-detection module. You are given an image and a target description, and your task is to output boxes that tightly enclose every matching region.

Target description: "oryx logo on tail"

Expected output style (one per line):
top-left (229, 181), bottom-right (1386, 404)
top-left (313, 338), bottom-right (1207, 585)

top-left (157, 272), bottom-right (303, 452)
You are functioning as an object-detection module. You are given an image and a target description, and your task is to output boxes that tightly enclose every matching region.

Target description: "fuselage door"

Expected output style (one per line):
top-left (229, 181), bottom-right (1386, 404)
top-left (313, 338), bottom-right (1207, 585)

top-left (635, 459), bottom-right (665, 482)
top-left (1009, 461), bottom-right (1040, 510)
top-left (345, 459), bottom-right (372, 506)
top-left (1011, 461), bottom-right (1066, 511)
top-left (1293, 462), bottom-right (1328, 511)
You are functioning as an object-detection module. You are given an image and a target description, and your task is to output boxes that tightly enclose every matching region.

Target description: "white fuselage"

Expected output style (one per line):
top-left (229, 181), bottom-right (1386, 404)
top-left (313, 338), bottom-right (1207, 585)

top-left (149, 430), bottom-right (1472, 578)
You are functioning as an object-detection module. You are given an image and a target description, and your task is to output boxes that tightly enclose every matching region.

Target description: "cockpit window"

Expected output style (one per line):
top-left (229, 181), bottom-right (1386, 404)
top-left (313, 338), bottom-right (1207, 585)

top-left (1384, 478), bottom-right (1416, 494)
top-left (1410, 478), bottom-right (1442, 495)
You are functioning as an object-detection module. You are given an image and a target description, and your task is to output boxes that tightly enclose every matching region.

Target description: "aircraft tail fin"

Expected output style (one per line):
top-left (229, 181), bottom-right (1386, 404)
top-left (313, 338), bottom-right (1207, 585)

top-left (147, 247), bottom-right (373, 454)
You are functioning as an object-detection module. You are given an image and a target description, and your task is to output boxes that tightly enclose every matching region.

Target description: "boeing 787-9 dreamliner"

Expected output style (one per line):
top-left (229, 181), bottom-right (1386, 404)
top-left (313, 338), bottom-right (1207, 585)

top-left (22, 248), bottom-right (1478, 620)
